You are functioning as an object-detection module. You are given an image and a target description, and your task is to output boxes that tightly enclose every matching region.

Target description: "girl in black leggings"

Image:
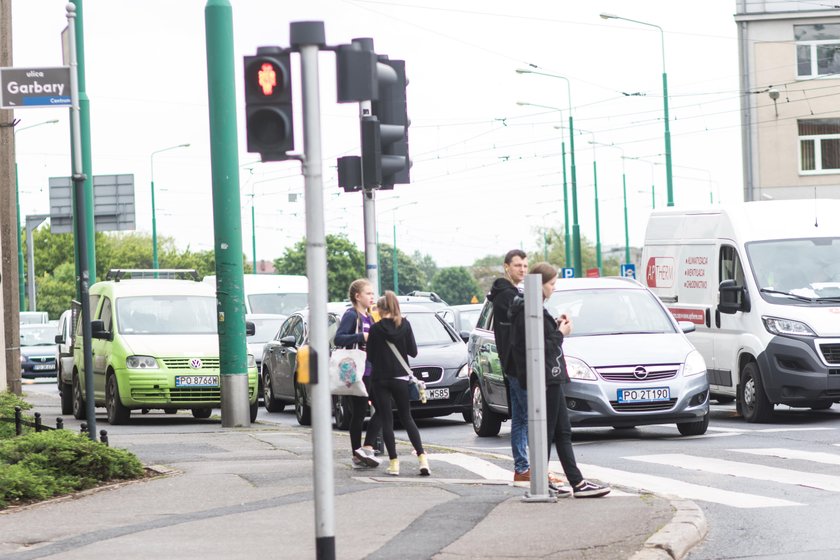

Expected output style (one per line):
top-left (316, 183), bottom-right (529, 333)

top-left (366, 291), bottom-right (430, 476)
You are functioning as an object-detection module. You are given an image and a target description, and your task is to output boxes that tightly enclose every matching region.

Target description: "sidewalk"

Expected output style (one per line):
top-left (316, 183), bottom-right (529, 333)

top-left (0, 389), bottom-right (706, 560)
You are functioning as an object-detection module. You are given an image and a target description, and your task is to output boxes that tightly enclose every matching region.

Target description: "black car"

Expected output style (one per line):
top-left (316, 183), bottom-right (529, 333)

top-left (20, 324), bottom-right (59, 379)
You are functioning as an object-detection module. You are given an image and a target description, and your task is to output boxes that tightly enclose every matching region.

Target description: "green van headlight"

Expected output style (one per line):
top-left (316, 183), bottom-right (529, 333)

top-left (126, 355), bottom-right (159, 369)
top-left (247, 354), bottom-right (257, 369)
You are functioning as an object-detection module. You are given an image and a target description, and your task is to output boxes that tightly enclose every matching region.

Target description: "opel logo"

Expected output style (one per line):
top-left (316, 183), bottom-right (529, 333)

top-left (633, 366), bottom-right (648, 380)
top-left (190, 358), bottom-right (203, 369)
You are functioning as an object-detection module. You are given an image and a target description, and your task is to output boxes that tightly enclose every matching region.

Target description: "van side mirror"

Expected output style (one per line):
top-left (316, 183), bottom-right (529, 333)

top-left (245, 321), bottom-right (256, 337)
top-left (90, 320), bottom-right (113, 341)
top-left (718, 279), bottom-right (751, 314)
top-left (54, 334), bottom-right (65, 344)
top-left (678, 321), bottom-right (696, 334)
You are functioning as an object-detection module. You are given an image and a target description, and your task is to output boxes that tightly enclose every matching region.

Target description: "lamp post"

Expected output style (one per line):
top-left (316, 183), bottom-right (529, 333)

top-left (14, 119), bottom-right (59, 310)
top-left (600, 13), bottom-right (674, 207)
top-left (516, 68), bottom-right (582, 274)
top-left (591, 141), bottom-right (631, 264)
top-left (516, 101), bottom-right (570, 267)
top-left (526, 210), bottom-right (560, 261)
top-left (379, 200), bottom-right (417, 294)
top-left (150, 143), bottom-right (190, 270)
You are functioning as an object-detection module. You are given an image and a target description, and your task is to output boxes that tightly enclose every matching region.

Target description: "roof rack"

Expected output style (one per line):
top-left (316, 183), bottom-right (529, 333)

top-left (105, 269), bottom-right (200, 282)
top-left (404, 290), bottom-right (447, 304)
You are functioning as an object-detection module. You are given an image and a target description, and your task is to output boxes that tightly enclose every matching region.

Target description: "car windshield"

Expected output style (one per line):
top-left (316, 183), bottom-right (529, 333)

top-left (405, 312), bottom-right (457, 345)
top-left (20, 325), bottom-right (56, 346)
top-left (248, 316), bottom-right (286, 343)
top-left (117, 296), bottom-right (217, 335)
top-left (747, 237), bottom-right (840, 300)
top-left (458, 309), bottom-right (481, 332)
top-left (545, 288), bottom-right (676, 336)
top-left (248, 293), bottom-right (308, 315)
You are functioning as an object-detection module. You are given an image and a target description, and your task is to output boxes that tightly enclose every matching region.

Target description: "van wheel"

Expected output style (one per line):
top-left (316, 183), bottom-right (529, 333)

top-left (471, 381), bottom-right (502, 437)
top-left (60, 375), bottom-right (74, 416)
top-left (105, 374), bottom-right (131, 425)
top-left (295, 382), bottom-right (312, 426)
top-left (739, 362), bottom-right (773, 423)
top-left (192, 408), bottom-right (212, 419)
top-left (262, 369), bottom-right (285, 413)
top-left (72, 371), bottom-right (86, 420)
top-left (677, 413), bottom-right (709, 436)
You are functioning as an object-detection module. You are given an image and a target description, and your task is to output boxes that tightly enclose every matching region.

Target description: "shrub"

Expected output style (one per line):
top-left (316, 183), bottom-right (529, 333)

top-left (0, 392), bottom-right (33, 439)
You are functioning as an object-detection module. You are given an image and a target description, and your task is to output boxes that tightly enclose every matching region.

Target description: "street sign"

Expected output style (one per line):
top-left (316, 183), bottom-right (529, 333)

top-left (49, 174), bottom-right (136, 234)
top-left (561, 267), bottom-right (575, 279)
top-left (621, 263), bottom-right (636, 279)
top-left (0, 66), bottom-right (72, 108)
top-left (586, 268), bottom-right (600, 278)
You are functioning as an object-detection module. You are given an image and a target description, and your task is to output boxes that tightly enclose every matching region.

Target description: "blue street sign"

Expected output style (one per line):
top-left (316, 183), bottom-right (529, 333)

top-left (621, 264), bottom-right (636, 279)
top-left (561, 267), bottom-right (575, 279)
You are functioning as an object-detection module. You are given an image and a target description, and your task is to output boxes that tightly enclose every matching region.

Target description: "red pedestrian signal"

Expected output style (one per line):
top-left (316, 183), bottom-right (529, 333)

top-left (257, 63), bottom-right (278, 96)
top-left (244, 47), bottom-right (294, 161)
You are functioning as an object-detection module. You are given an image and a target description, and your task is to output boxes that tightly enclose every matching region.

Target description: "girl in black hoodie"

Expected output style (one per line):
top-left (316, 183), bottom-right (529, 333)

top-left (366, 291), bottom-right (430, 476)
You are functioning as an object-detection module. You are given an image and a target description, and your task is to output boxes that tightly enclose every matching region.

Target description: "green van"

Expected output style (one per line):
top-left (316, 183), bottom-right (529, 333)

top-left (71, 273), bottom-right (258, 424)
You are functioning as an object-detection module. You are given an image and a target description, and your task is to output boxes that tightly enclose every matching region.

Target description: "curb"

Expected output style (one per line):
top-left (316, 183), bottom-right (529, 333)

top-left (629, 499), bottom-right (707, 560)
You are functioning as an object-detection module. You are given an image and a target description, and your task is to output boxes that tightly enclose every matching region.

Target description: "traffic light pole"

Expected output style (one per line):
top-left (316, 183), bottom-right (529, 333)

top-left (291, 21), bottom-right (336, 560)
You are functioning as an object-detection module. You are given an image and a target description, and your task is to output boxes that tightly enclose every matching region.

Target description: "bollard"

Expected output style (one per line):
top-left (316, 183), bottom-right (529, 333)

top-left (80, 422), bottom-right (87, 435)
top-left (56, 417), bottom-right (64, 430)
top-left (35, 412), bottom-right (43, 432)
top-left (99, 430), bottom-right (109, 446)
top-left (14, 406), bottom-right (22, 436)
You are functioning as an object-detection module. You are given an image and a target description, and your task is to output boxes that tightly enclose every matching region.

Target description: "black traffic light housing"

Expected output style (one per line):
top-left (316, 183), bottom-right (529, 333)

top-left (368, 58), bottom-right (410, 188)
top-left (244, 46), bottom-right (294, 162)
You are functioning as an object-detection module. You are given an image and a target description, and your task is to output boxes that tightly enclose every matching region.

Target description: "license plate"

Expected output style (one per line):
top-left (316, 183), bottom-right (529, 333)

top-left (425, 387), bottom-right (449, 401)
top-left (617, 387), bottom-right (670, 403)
top-left (175, 375), bottom-right (219, 387)
top-left (33, 364), bottom-right (56, 371)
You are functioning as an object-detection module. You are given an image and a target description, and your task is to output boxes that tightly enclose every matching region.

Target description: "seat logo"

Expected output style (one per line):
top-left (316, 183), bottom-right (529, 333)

top-left (190, 358), bottom-right (203, 369)
top-left (633, 366), bottom-right (648, 380)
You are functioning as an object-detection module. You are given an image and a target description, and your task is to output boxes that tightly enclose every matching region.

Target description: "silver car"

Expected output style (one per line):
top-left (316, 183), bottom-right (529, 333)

top-left (467, 277), bottom-right (710, 437)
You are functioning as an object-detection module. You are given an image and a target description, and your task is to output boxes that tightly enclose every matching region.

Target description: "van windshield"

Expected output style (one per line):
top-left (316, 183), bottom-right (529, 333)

top-left (747, 238), bottom-right (840, 299)
top-left (117, 296), bottom-right (217, 334)
top-left (248, 293), bottom-right (308, 315)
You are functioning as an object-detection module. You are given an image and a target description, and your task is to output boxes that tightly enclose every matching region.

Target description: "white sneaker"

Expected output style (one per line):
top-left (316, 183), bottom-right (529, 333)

top-left (354, 447), bottom-right (381, 468)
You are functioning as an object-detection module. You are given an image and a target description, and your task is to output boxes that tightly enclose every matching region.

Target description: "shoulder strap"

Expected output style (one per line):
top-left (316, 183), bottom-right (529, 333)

top-left (386, 340), bottom-right (413, 377)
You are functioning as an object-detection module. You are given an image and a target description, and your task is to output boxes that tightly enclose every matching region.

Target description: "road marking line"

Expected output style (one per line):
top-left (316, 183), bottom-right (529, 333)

top-left (570, 462), bottom-right (800, 508)
top-left (429, 453), bottom-right (512, 480)
top-left (626, 453), bottom-right (840, 492)
top-left (755, 427), bottom-right (834, 433)
top-left (732, 448), bottom-right (840, 465)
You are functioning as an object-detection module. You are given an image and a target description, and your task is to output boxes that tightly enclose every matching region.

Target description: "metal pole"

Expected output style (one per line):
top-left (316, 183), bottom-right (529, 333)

top-left (251, 200), bottom-right (257, 273)
top-left (67, 3), bottom-right (96, 441)
top-left (561, 141), bottom-right (570, 267)
top-left (593, 159), bottom-right (601, 274)
top-left (26, 218), bottom-right (36, 311)
top-left (151, 174), bottom-right (158, 269)
top-left (205, 0), bottom-right (249, 426)
top-left (292, 20), bottom-right (335, 560)
top-left (569, 114), bottom-right (581, 275)
top-left (623, 172), bottom-right (630, 263)
top-left (522, 274), bottom-right (553, 502)
top-left (15, 163), bottom-right (24, 310)
top-left (393, 220), bottom-right (399, 294)
top-left (663, 69), bottom-right (673, 207)
top-left (354, 37), bottom-right (379, 296)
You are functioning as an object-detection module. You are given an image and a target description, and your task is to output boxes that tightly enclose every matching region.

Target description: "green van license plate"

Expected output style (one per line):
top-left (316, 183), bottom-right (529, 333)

top-left (175, 375), bottom-right (219, 387)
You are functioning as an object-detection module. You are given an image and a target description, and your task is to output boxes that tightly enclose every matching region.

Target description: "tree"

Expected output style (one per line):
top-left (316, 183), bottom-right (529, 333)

top-left (431, 267), bottom-right (481, 305)
top-left (412, 250), bottom-right (438, 286)
top-left (471, 253), bottom-right (506, 295)
top-left (273, 234), bottom-right (365, 301)
top-left (377, 243), bottom-right (427, 295)
top-left (35, 262), bottom-right (76, 320)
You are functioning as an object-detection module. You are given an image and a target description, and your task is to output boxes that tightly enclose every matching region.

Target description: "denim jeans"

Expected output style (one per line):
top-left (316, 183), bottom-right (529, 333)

top-left (508, 376), bottom-right (529, 474)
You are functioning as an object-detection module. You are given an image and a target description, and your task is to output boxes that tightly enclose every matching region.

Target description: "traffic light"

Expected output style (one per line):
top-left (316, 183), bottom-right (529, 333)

top-left (362, 58), bottom-right (411, 189)
top-left (244, 47), bottom-right (294, 162)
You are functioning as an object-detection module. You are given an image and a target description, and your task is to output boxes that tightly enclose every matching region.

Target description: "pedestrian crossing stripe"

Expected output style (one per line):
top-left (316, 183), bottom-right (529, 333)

top-left (732, 448), bottom-right (840, 466)
top-left (429, 453), bottom-right (512, 481)
top-left (626, 453), bottom-right (840, 492)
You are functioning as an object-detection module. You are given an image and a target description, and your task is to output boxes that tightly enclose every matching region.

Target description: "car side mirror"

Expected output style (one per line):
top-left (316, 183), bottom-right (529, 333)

top-left (718, 279), bottom-right (751, 314)
top-left (678, 321), bottom-right (696, 334)
top-left (245, 321), bottom-right (256, 337)
top-left (460, 330), bottom-right (470, 343)
top-left (280, 335), bottom-right (297, 347)
top-left (90, 320), bottom-right (113, 341)
top-left (54, 334), bottom-right (65, 344)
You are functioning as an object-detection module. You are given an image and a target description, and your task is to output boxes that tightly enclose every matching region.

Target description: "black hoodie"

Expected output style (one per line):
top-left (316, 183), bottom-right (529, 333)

top-left (366, 317), bottom-right (418, 380)
top-left (487, 277), bottom-right (520, 375)
top-left (508, 295), bottom-right (569, 389)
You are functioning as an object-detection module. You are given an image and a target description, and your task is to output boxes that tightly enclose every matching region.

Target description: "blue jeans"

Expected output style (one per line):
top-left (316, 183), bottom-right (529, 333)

top-left (508, 376), bottom-right (529, 474)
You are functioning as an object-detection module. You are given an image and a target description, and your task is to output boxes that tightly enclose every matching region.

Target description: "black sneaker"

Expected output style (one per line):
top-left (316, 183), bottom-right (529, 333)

top-left (548, 480), bottom-right (572, 498)
top-left (573, 480), bottom-right (610, 498)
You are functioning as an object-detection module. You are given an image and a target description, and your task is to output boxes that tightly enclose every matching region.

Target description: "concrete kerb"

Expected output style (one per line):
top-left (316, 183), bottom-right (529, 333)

top-left (629, 499), bottom-right (708, 560)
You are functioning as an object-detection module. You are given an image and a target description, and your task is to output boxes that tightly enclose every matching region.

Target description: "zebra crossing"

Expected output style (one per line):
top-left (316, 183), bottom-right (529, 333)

top-left (428, 437), bottom-right (840, 509)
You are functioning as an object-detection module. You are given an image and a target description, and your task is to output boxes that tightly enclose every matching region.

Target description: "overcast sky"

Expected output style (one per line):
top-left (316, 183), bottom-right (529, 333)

top-left (10, 0), bottom-right (744, 268)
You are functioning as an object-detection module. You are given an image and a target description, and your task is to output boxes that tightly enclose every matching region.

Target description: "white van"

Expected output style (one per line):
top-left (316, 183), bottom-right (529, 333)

top-left (642, 200), bottom-right (840, 422)
top-left (203, 274), bottom-right (308, 316)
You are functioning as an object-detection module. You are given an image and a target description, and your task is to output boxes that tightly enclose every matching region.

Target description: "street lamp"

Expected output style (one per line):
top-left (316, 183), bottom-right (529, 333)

top-left (526, 210), bottom-right (560, 261)
top-left (516, 101), bottom-right (570, 267)
top-left (591, 141), bottom-right (631, 264)
top-left (579, 130), bottom-right (601, 274)
top-left (600, 13), bottom-right (674, 207)
top-left (150, 143), bottom-right (190, 270)
top-left (377, 199), bottom-right (417, 294)
top-left (516, 68), bottom-right (582, 275)
top-left (14, 119), bottom-right (59, 310)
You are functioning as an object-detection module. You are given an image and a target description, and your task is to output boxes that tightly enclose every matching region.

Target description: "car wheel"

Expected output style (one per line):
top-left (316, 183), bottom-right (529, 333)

top-left (677, 413), bottom-right (709, 436)
top-left (295, 382), bottom-right (312, 426)
top-left (262, 369), bottom-right (285, 413)
top-left (333, 395), bottom-right (351, 430)
top-left (105, 374), bottom-right (130, 425)
top-left (250, 399), bottom-right (259, 422)
top-left (739, 362), bottom-right (773, 423)
top-left (462, 409), bottom-right (473, 423)
top-left (72, 371), bottom-right (86, 420)
top-left (60, 375), bottom-right (74, 416)
top-left (471, 381), bottom-right (502, 437)
top-left (192, 408), bottom-right (212, 419)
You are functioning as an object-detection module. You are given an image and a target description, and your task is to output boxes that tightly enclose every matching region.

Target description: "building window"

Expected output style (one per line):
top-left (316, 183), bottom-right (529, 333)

top-left (799, 119), bottom-right (840, 173)
top-left (795, 24), bottom-right (840, 78)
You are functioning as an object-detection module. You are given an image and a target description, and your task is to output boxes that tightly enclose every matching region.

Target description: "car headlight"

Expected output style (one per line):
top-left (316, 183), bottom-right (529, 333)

top-left (126, 355), bottom-right (158, 369)
top-left (762, 316), bottom-right (816, 337)
top-left (247, 354), bottom-right (257, 369)
top-left (683, 350), bottom-right (706, 377)
top-left (456, 364), bottom-right (468, 378)
top-left (565, 356), bottom-right (597, 381)
top-left (19, 354), bottom-right (25, 364)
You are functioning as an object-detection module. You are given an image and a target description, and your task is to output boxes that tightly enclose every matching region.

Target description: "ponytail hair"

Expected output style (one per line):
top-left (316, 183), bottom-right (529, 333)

top-left (530, 262), bottom-right (558, 285)
top-left (376, 290), bottom-right (403, 327)
top-left (348, 278), bottom-right (371, 308)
